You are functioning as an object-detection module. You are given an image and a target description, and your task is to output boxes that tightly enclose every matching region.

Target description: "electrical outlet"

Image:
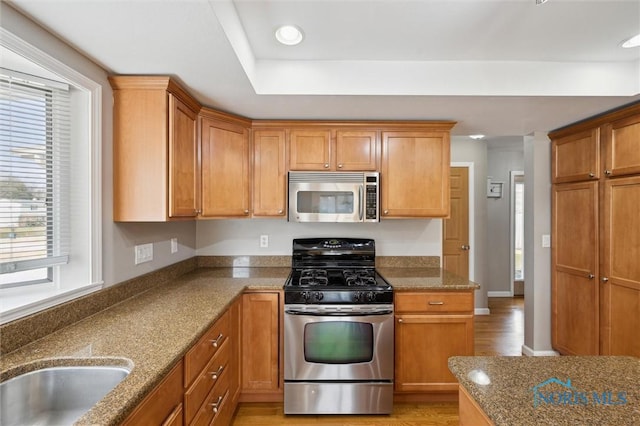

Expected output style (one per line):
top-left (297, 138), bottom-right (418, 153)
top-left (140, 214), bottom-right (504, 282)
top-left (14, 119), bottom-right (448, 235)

top-left (171, 238), bottom-right (178, 254)
top-left (541, 234), bottom-right (551, 248)
top-left (260, 235), bottom-right (269, 248)
top-left (134, 243), bottom-right (153, 265)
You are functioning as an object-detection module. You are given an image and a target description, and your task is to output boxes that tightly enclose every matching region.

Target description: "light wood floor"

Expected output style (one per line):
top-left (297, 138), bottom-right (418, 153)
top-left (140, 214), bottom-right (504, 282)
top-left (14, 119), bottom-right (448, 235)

top-left (231, 297), bottom-right (524, 425)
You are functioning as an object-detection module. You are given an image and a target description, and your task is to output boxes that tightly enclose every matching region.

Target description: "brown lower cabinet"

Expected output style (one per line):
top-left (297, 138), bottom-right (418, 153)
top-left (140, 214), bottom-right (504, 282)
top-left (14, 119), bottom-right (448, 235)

top-left (123, 288), bottom-right (476, 424)
top-left (458, 386), bottom-right (493, 426)
top-left (394, 291), bottom-right (475, 396)
top-left (239, 291), bottom-right (283, 402)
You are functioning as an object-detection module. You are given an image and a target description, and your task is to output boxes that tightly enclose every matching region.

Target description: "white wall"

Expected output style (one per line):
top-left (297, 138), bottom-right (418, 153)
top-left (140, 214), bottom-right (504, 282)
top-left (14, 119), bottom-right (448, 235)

top-left (197, 219), bottom-right (441, 256)
top-left (451, 137), bottom-right (488, 311)
top-left (1, 4), bottom-right (197, 289)
top-left (486, 141), bottom-right (524, 294)
top-left (523, 132), bottom-right (555, 355)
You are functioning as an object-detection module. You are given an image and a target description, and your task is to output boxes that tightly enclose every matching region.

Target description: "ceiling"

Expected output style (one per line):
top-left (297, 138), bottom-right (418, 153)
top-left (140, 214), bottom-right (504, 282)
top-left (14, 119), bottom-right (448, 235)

top-left (4, 0), bottom-right (640, 140)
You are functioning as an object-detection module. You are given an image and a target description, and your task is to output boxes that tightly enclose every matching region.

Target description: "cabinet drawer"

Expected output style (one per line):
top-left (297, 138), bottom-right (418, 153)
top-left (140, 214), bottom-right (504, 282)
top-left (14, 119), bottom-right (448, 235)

top-left (395, 291), bottom-right (473, 313)
top-left (184, 310), bottom-right (230, 387)
top-left (190, 369), bottom-right (231, 426)
top-left (122, 360), bottom-right (184, 425)
top-left (184, 337), bottom-right (231, 424)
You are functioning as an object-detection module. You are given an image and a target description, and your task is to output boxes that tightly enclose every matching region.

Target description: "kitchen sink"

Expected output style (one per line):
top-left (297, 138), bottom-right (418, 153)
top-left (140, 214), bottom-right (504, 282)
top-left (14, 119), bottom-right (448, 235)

top-left (0, 364), bottom-right (131, 426)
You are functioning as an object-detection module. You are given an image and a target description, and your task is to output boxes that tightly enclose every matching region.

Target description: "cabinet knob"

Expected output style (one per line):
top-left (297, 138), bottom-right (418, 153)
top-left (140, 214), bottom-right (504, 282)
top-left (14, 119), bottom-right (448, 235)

top-left (338, 164), bottom-right (343, 168)
top-left (588, 274), bottom-right (595, 279)
top-left (398, 318), bottom-right (403, 323)
top-left (602, 277), bottom-right (609, 282)
top-left (384, 210), bottom-right (389, 215)
top-left (278, 209), bottom-right (284, 214)
top-left (244, 209), bottom-right (249, 215)
top-left (324, 163), bottom-right (330, 168)
top-left (604, 170), bottom-right (612, 176)
top-left (461, 245), bottom-right (470, 251)
top-left (588, 172), bottom-right (595, 178)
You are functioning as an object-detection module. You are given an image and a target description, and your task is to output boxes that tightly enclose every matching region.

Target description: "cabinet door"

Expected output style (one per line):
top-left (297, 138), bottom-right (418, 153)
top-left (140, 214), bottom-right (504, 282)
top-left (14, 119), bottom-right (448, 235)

top-left (289, 130), bottom-right (332, 170)
top-left (335, 130), bottom-right (378, 171)
top-left (395, 314), bottom-right (473, 392)
top-left (551, 128), bottom-right (600, 183)
top-left (601, 176), bottom-right (640, 356)
top-left (241, 292), bottom-right (281, 396)
top-left (253, 130), bottom-right (287, 217)
top-left (381, 131), bottom-right (450, 217)
top-left (200, 118), bottom-right (250, 217)
top-left (168, 95), bottom-right (198, 218)
top-left (551, 182), bottom-right (599, 355)
top-left (603, 114), bottom-right (640, 177)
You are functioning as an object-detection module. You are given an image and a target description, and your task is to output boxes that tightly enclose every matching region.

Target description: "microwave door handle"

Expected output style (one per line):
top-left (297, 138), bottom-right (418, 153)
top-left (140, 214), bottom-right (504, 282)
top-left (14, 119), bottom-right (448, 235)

top-left (359, 184), bottom-right (364, 221)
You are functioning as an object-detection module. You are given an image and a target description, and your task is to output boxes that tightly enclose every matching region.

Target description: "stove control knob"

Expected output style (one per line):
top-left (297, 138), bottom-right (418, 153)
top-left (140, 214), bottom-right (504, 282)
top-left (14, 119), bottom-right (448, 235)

top-left (354, 292), bottom-right (361, 302)
top-left (314, 292), bottom-right (323, 301)
top-left (301, 291), bottom-right (310, 302)
top-left (366, 292), bottom-right (376, 302)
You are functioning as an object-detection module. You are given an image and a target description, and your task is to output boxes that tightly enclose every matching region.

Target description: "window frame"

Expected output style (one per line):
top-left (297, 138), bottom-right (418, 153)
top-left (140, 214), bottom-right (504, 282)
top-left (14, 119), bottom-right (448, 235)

top-left (0, 27), bottom-right (103, 324)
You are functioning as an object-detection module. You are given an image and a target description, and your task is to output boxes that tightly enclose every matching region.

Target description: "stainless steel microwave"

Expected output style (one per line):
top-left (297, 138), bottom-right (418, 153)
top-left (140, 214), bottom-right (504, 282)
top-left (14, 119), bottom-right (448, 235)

top-left (288, 171), bottom-right (380, 223)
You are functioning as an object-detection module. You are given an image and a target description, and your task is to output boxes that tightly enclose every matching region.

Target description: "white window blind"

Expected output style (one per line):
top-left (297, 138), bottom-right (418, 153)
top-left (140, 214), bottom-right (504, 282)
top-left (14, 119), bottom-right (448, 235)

top-left (0, 68), bottom-right (70, 283)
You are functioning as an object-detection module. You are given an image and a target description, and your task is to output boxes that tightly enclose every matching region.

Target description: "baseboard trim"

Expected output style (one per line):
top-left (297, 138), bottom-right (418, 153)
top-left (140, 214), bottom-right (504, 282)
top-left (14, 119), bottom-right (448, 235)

top-left (488, 291), bottom-right (513, 297)
top-left (522, 344), bottom-right (560, 357)
top-left (474, 308), bottom-right (490, 315)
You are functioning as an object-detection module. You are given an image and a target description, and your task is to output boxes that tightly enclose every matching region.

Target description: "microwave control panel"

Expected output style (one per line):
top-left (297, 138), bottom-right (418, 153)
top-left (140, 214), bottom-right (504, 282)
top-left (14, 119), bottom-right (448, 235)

top-left (365, 174), bottom-right (379, 221)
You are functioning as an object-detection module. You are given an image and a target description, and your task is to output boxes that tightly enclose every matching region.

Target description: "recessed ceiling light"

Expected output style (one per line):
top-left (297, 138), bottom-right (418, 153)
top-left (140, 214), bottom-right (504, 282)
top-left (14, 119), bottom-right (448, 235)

top-left (275, 25), bottom-right (304, 46)
top-left (535, 0), bottom-right (549, 4)
top-left (469, 134), bottom-right (485, 140)
top-left (621, 33), bottom-right (640, 48)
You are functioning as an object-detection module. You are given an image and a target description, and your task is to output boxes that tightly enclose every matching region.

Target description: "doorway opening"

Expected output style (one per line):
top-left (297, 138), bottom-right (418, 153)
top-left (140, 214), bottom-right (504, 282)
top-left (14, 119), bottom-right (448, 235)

top-left (510, 171), bottom-right (525, 296)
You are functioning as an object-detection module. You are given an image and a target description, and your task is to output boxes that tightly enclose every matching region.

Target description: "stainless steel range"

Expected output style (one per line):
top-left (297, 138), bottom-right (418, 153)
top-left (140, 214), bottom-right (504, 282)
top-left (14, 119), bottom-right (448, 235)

top-left (283, 238), bottom-right (394, 415)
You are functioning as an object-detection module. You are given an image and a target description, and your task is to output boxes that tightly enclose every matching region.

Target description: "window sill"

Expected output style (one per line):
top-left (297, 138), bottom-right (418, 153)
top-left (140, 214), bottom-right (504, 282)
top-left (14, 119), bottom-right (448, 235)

top-left (0, 282), bottom-right (103, 325)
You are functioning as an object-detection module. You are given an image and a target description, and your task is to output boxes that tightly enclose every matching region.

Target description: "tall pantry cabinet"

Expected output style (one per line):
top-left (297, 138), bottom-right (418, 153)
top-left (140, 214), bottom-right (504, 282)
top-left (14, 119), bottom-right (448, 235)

top-left (550, 102), bottom-right (640, 357)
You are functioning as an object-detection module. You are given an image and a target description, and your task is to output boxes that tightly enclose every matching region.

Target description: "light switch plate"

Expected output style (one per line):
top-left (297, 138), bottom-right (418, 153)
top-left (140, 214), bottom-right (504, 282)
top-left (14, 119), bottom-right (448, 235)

top-left (542, 234), bottom-right (551, 248)
top-left (171, 238), bottom-right (178, 254)
top-left (260, 235), bottom-right (269, 248)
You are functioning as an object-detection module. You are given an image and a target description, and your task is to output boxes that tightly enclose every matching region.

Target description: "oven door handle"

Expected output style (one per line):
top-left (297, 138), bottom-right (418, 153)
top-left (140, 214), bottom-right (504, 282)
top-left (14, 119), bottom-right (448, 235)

top-left (285, 309), bottom-right (393, 316)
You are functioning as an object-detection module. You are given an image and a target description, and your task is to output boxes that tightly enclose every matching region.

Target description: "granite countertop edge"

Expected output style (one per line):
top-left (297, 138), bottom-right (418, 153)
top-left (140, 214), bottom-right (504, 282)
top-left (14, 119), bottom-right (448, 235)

top-left (0, 266), bottom-right (478, 425)
top-left (448, 355), bottom-right (640, 426)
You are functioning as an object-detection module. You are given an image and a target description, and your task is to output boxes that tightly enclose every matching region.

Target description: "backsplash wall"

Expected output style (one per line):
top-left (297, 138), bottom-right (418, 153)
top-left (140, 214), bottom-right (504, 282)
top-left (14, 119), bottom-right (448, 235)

top-left (196, 219), bottom-right (442, 257)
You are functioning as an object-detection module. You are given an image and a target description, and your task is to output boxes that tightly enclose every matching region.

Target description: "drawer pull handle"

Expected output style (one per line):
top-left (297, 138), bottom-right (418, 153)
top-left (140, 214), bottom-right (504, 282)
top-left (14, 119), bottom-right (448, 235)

top-left (428, 301), bottom-right (444, 305)
top-left (210, 333), bottom-right (224, 348)
top-left (210, 395), bottom-right (224, 413)
top-left (210, 365), bottom-right (224, 380)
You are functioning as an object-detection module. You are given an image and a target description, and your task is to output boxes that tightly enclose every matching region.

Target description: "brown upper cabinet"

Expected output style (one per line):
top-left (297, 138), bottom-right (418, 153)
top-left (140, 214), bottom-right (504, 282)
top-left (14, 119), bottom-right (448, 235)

top-left (551, 128), bottom-right (600, 184)
top-left (602, 113), bottom-right (640, 177)
top-left (110, 75), bottom-right (457, 221)
top-left (289, 129), bottom-right (378, 171)
top-left (252, 130), bottom-right (288, 217)
top-left (381, 129), bottom-right (452, 218)
top-left (200, 109), bottom-right (251, 218)
top-left (110, 76), bottom-right (200, 222)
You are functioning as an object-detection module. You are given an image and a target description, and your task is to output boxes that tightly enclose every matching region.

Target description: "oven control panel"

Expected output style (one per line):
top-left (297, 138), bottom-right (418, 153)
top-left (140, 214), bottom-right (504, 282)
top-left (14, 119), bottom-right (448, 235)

top-left (285, 290), bottom-right (393, 305)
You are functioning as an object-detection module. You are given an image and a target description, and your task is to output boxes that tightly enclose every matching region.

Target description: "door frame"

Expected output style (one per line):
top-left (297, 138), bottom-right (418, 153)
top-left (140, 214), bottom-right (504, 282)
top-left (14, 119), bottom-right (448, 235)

top-left (509, 170), bottom-right (524, 297)
top-left (449, 162), bottom-right (475, 282)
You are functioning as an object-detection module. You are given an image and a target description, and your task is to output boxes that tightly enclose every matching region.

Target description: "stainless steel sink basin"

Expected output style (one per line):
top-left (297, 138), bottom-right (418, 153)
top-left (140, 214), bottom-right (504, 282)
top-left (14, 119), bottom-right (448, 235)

top-left (0, 365), bottom-right (131, 426)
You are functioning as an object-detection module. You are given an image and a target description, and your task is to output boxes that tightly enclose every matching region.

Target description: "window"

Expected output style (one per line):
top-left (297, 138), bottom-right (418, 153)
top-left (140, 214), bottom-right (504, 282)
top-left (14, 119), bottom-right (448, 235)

top-left (0, 34), bottom-right (102, 324)
top-left (0, 69), bottom-right (71, 288)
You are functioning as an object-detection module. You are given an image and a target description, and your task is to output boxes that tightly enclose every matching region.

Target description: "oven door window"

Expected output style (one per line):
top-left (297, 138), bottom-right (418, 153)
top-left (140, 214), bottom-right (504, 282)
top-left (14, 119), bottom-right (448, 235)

top-left (304, 321), bottom-right (373, 364)
top-left (297, 191), bottom-right (354, 214)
